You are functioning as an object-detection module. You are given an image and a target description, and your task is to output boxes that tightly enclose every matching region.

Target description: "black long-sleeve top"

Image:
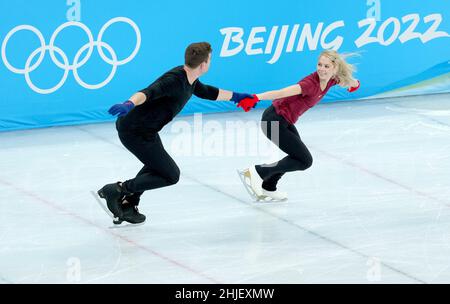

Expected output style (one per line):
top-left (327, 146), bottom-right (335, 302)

top-left (116, 66), bottom-right (220, 133)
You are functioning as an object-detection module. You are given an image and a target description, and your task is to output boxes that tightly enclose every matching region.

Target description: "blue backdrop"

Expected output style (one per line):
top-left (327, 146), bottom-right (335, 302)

top-left (1, 0), bottom-right (449, 131)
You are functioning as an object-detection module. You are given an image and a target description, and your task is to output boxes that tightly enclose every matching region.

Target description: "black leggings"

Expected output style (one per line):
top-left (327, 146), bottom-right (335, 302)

top-left (255, 105), bottom-right (313, 191)
top-left (118, 131), bottom-right (180, 205)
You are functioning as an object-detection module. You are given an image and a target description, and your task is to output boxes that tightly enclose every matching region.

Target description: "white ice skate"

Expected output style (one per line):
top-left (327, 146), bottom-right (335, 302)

top-left (261, 189), bottom-right (288, 202)
top-left (237, 167), bottom-right (287, 202)
top-left (237, 166), bottom-right (289, 202)
top-left (90, 191), bottom-right (145, 228)
top-left (237, 168), bottom-right (262, 201)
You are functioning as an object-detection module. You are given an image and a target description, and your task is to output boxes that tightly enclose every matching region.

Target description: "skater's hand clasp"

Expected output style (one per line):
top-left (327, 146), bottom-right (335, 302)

top-left (230, 92), bottom-right (254, 104)
top-left (237, 95), bottom-right (260, 112)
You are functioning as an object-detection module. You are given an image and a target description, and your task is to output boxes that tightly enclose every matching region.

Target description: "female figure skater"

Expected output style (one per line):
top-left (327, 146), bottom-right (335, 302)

top-left (238, 50), bottom-right (360, 201)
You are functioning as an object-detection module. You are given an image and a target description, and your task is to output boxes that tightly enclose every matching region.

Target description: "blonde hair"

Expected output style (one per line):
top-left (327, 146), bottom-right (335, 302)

top-left (320, 50), bottom-right (358, 87)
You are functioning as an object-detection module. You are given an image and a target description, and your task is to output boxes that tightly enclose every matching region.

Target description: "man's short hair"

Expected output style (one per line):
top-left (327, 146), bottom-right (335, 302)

top-left (185, 42), bottom-right (212, 68)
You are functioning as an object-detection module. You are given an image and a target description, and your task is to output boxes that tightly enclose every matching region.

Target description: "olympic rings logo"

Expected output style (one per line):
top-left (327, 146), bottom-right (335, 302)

top-left (1, 17), bottom-right (141, 94)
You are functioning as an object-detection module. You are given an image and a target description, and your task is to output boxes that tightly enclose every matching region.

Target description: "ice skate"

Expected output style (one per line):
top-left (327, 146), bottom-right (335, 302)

top-left (97, 182), bottom-right (125, 218)
top-left (237, 167), bottom-right (265, 202)
top-left (261, 189), bottom-right (288, 202)
top-left (248, 166), bottom-right (264, 196)
top-left (91, 191), bottom-right (146, 228)
top-left (114, 203), bottom-right (146, 225)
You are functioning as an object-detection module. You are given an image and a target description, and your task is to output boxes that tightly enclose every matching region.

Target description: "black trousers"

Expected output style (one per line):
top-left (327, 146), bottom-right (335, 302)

top-left (256, 105), bottom-right (313, 191)
top-left (117, 130), bottom-right (180, 205)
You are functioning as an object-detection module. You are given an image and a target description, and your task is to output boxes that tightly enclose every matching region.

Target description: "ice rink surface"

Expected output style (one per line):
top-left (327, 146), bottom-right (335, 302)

top-left (1, 93), bottom-right (449, 284)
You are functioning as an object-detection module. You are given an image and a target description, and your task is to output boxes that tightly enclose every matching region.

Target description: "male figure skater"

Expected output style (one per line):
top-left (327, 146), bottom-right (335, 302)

top-left (98, 42), bottom-right (252, 225)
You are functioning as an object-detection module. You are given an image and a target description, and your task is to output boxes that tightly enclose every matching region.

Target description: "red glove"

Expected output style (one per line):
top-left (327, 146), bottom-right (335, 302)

top-left (237, 95), bottom-right (259, 112)
top-left (348, 80), bottom-right (360, 93)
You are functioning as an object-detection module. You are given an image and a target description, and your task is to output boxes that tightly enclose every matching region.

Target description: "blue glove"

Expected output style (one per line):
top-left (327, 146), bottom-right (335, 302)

top-left (108, 100), bottom-right (135, 117)
top-left (230, 92), bottom-right (253, 104)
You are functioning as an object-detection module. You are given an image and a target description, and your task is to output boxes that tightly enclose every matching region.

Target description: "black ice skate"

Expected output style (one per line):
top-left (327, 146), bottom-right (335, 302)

top-left (97, 182), bottom-right (126, 218)
top-left (91, 191), bottom-right (146, 228)
top-left (113, 204), bottom-right (146, 225)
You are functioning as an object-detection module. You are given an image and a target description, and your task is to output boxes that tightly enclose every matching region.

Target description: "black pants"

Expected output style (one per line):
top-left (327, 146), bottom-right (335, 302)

top-left (255, 105), bottom-right (313, 191)
top-left (117, 130), bottom-right (180, 205)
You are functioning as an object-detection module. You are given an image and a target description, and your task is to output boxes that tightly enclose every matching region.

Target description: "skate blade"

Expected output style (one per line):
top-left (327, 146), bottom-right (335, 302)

top-left (255, 196), bottom-right (288, 204)
top-left (237, 169), bottom-right (265, 202)
top-left (90, 191), bottom-right (120, 223)
top-left (108, 222), bottom-right (146, 229)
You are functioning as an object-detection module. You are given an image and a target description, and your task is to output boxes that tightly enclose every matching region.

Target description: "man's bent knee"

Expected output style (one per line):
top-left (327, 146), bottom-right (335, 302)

top-left (304, 156), bottom-right (313, 170)
top-left (166, 168), bottom-right (180, 185)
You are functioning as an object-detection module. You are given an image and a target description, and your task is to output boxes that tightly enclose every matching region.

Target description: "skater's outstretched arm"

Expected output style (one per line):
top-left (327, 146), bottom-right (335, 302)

top-left (234, 84), bottom-right (303, 112)
top-left (236, 77), bottom-right (360, 112)
top-left (193, 80), bottom-right (253, 104)
top-left (254, 84), bottom-right (303, 101)
top-left (218, 90), bottom-right (253, 103)
top-left (127, 92), bottom-right (147, 106)
top-left (108, 76), bottom-right (181, 117)
top-left (138, 76), bottom-right (182, 104)
top-left (253, 77), bottom-right (359, 101)
top-left (192, 80), bottom-right (220, 100)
